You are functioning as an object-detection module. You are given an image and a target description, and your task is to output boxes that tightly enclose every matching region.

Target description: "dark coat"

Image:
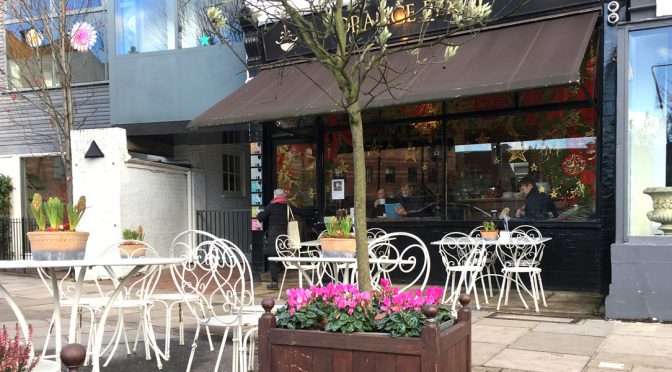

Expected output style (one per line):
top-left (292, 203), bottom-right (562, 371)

top-left (523, 187), bottom-right (558, 220)
top-left (256, 202), bottom-right (313, 255)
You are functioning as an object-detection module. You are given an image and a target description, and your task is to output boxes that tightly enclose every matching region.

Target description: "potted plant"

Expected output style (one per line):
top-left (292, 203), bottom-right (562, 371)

top-left (643, 187), bottom-right (672, 235)
top-left (0, 324), bottom-right (41, 371)
top-left (319, 213), bottom-right (355, 257)
top-left (481, 220), bottom-right (499, 240)
top-left (119, 226), bottom-right (146, 258)
top-left (257, 281), bottom-right (473, 372)
top-left (26, 193), bottom-right (88, 261)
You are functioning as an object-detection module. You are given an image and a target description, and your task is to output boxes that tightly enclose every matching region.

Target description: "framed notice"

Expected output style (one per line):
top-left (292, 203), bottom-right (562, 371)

top-left (251, 219), bottom-right (263, 231)
top-left (251, 193), bottom-right (263, 206)
top-left (250, 142), bottom-right (262, 155)
top-left (251, 206), bottom-right (263, 216)
top-left (251, 155), bottom-right (262, 167)
top-left (251, 168), bottom-right (262, 180)
top-left (331, 179), bottom-right (345, 200)
top-left (251, 180), bottom-right (262, 193)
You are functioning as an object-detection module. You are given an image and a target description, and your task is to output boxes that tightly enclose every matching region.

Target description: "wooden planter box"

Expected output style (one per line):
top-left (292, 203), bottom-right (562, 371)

top-left (257, 295), bottom-right (472, 372)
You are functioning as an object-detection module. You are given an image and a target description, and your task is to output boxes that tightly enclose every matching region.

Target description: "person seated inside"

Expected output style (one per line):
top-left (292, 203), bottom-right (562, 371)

top-left (394, 183), bottom-right (435, 217)
top-left (372, 188), bottom-right (386, 217)
top-left (515, 176), bottom-right (557, 220)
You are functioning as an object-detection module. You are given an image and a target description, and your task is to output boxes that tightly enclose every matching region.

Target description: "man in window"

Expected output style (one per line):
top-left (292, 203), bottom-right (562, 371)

top-left (394, 184), bottom-right (435, 217)
top-left (515, 176), bottom-right (557, 220)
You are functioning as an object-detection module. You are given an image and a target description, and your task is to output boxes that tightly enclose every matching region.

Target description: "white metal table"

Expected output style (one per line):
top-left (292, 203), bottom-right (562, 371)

top-left (269, 256), bottom-right (412, 285)
top-left (430, 236), bottom-right (551, 246)
top-left (0, 257), bottom-right (185, 372)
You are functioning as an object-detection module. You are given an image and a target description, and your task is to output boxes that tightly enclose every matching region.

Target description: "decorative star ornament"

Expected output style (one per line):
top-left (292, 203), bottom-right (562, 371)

top-left (200, 34), bottom-right (211, 46)
top-left (308, 188), bottom-right (316, 199)
top-left (493, 156), bottom-right (501, 164)
top-left (507, 148), bottom-right (527, 163)
top-left (368, 142), bottom-right (380, 157)
top-left (403, 147), bottom-right (417, 162)
top-left (433, 149), bottom-right (441, 158)
top-left (476, 132), bottom-right (490, 144)
top-left (550, 188), bottom-right (559, 198)
top-left (338, 160), bottom-right (349, 173)
top-left (539, 186), bottom-right (545, 193)
top-left (422, 163), bottom-right (428, 171)
top-left (530, 163), bottom-right (538, 172)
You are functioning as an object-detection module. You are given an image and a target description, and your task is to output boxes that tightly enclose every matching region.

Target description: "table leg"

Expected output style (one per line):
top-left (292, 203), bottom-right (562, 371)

top-left (49, 268), bottom-right (62, 363)
top-left (90, 265), bottom-right (144, 372)
top-left (68, 266), bottom-right (88, 343)
top-left (0, 283), bottom-right (31, 354)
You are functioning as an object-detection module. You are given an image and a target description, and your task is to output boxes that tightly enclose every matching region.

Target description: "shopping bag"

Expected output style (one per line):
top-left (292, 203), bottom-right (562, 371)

top-left (287, 206), bottom-right (301, 248)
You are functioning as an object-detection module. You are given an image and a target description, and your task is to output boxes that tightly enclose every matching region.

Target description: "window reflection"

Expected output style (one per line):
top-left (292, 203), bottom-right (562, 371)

top-left (447, 109), bottom-right (597, 222)
top-left (115, 0), bottom-right (176, 54)
top-left (627, 26), bottom-right (672, 235)
top-left (5, 14), bottom-right (107, 88)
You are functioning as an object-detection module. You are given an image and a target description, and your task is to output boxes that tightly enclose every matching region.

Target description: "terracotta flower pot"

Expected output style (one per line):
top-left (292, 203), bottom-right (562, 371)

top-left (319, 237), bottom-right (356, 257)
top-left (27, 231), bottom-right (89, 261)
top-left (481, 230), bottom-right (499, 241)
top-left (118, 243), bottom-right (147, 258)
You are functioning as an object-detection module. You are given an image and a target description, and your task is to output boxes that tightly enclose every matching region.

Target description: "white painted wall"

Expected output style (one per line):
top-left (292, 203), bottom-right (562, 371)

top-left (0, 155), bottom-right (22, 218)
top-left (174, 139), bottom-right (250, 210)
top-left (72, 128), bottom-right (198, 278)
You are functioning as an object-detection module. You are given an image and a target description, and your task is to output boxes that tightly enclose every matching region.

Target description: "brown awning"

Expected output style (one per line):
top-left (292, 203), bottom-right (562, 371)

top-left (189, 11), bottom-right (598, 128)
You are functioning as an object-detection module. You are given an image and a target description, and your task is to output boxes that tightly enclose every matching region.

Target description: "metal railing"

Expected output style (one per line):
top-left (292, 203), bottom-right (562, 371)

top-left (0, 217), bottom-right (35, 260)
top-left (196, 210), bottom-right (252, 254)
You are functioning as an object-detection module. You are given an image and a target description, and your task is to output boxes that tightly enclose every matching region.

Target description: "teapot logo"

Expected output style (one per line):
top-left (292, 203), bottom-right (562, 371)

top-left (276, 24), bottom-right (298, 52)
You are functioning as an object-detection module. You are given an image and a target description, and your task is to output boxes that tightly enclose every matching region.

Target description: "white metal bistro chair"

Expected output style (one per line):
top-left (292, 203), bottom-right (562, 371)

top-left (437, 232), bottom-right (488, 310)
top-left (170, 237), bottom-right (261, 372)
top-left (148, 230), bottom-right (216, 360)
top-left (274, 234), bottom-right (321, 297)
top-left (469, 225), bottom-right (501, 299)
top-left (495, 229), bottom-right (547, 312)
top-left (363, 232), bottom-right (431, 292)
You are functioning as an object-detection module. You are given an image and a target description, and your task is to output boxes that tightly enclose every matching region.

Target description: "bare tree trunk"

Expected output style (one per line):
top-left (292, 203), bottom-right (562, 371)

top-left (347, 103), bottom-right (371, 293)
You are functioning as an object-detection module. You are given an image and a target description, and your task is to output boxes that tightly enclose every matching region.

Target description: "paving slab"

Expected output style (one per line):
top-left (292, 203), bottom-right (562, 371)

top-left (476, 317), bottom-right (540, 329)
top-left (587, 352), bottom-right (672, 371)
top-left (511, 331), bottom-right (604, 356)
top-left (532, 319), bottom-right (613, 337)
top-left (472, 324), bottom-right (530, 344)
top-left (611, 321), bottom-right (672, 338)
top-left (473, 342), bottom-right (507, 365)
top-left (485, 349), bottom-right (590, 372)
top-left (631, 367), bottom-right (672, 372)
top-left (602, 335), bottom-right (672, 358)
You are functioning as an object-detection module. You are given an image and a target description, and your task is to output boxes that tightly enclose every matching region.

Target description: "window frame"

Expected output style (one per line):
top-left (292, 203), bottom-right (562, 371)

top-left (222, 151), bottom-right (244, 197)
top-left (616, 18), bottom-right (672, 243)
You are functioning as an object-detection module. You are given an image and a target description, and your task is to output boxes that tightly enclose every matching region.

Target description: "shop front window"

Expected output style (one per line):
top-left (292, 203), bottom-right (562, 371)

top-left (275, 143), bottom-right (316, 208)
top-left (447, 109), bottom-right (597, 222)
top-left (627, 26), bottom-right (672, 236)
top-left (324, 111), bottom-right (444, 219)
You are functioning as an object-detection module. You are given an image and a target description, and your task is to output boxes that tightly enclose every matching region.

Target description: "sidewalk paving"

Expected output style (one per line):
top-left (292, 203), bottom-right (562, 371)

top-left (0, 271), bottom-right (670, 372)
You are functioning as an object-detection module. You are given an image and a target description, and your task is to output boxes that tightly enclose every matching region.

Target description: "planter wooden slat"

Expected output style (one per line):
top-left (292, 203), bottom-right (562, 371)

top-left (310, 347), bottom-right (332, 371)
top-left (353, 350), bottom-right (375, 370)
top-left (258, 296), bottom-right (472, 372)
top-left (268, 329), bottom-right (424, 354)
top-left (395, 354), bottom-right (420, 371)
top-left (374, 353), bottom-right (396, 372)
top-left (333, 350), bottom-right (352, 372)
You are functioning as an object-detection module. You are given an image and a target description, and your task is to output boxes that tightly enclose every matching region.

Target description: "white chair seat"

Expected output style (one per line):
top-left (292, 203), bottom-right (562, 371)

top-left (204, 313), bottom-right (261, 328)
top-left (151, 293), bottom-right (196, 301)
top-left (502, 267), bottom-right (542, 274)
